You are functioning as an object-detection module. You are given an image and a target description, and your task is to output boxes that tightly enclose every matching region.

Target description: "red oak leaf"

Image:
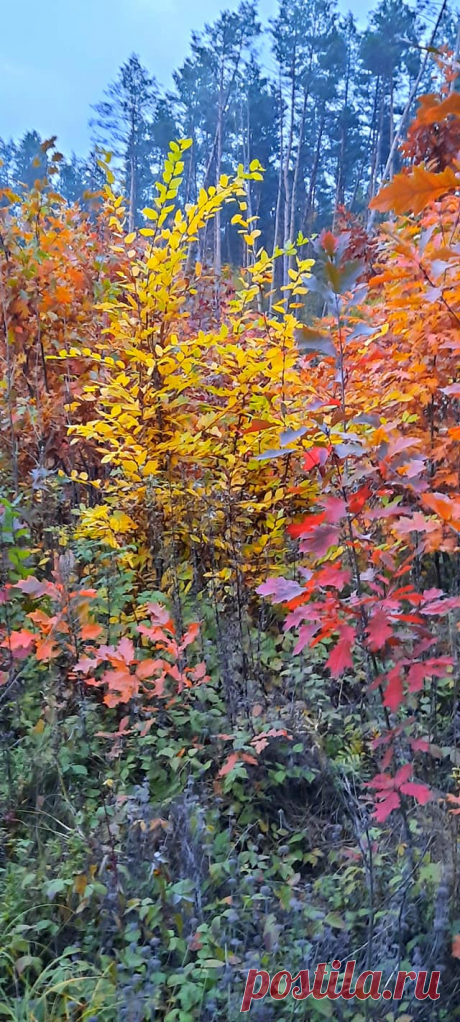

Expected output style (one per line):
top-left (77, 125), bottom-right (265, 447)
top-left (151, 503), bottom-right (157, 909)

top-left (116, 637), bottom-right (135, 664)
top-left (146, 603), bottom-right (174, 632)
top-left (326, 625), bottom-right (355, 677)
top-left (256, 577), bottom-right (304, 602)
top-left (303, 448), bottom-right (325, 472)
top-left (367, 608), bottom-right (394, 651)
top-left (383, 666), bottom-right (404, 712)
top-left (299, 524), bottom-right (340, 556)
top-left (322, 496), bottom-right (347, 523)
top-left (15, 576), bottom-right (57, 598)
top-left (287, 513), bottom-right (327, 538)
top-left (348, 485), bottom-right (371, 515)
top-left (294, 622), bottom-right (321, 654)
top-left (373, 791), bottom-right (401, 822)
top-left (316, 565), bottom-right (351, 589)
top-left (399, 781), bottom-right (433, 805)
top-left (406, 656), bottom-right (453, 692)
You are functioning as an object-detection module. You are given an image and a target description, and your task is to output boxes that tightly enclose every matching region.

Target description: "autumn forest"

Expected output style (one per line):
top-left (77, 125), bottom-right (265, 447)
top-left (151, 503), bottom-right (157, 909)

top-left (2, 0), bottom-right (460, 1018)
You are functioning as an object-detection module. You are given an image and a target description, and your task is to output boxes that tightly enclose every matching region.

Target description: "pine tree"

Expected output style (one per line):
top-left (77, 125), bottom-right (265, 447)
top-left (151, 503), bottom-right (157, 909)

top-left (13, 131), bottom-right (48, 190)
top-left (173, 3), bottom-right (260, 271)
top-left (58, 154), bottom-right (88, 204)
top-left (90, 53), bottom-right (158, 230)
top-left (270, 0), bottom-right (339, 283)
top-left (0, 138), bottom-right (16, 189)
top-left (360, 0), bottom-right (422, 201)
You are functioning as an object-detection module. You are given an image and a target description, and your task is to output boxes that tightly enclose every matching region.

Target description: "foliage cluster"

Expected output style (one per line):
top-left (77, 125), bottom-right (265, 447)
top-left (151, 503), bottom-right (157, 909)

top-left (2, 62), bottom-right (460, 1021)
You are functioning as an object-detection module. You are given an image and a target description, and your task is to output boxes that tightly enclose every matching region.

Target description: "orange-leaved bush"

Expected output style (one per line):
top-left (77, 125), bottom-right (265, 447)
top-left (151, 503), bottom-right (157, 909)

top-left (257, 82), bottom-right (460, 821)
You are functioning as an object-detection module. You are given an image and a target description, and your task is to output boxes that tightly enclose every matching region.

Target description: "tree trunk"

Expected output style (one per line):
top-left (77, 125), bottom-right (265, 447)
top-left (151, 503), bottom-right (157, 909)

top-left (388, 73), bottom-right (395, 181)
top-left (128, 108), bottom-right (136, 233)
top-left (333, 50), bottom-right (351, 230)
top-left (128, 151), bottom-right (136, 234)
top-left (269, 73), bottom-right (285, 316)
top-left (241, 97), bottom-right (253, 270)
top-left (283, 48), bottom-right (297, 289)
top-left (451, 17), bottom-right (460, 92)
top-left (305, 111), bottom-right (325, 233)
top-left (214, 60), bottom-right (224, 277)
top-left (366, 81), bottom-right (384, 225)
top-left (350, 161), bottom-right (365, 212)
top-left (289, 87), bottom-right (308, 270)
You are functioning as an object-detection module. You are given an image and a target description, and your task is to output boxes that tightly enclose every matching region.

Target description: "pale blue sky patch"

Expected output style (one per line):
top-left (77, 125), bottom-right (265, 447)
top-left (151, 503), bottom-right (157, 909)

top-left (0, 0), bottom-right (374, 155)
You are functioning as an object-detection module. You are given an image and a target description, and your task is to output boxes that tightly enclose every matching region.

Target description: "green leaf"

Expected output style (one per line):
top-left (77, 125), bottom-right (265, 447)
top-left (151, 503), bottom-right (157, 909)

top-left (311, 998), bottom-right (333, 1018)
top-left (325, 911), bottom-right (347, 929)
top-left (15, 955), bottom-right (42, 975)
top-left (45, 878), bottom-right (67, 899)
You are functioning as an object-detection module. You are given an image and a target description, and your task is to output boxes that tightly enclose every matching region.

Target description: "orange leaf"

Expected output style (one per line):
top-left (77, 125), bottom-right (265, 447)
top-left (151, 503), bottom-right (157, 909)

top-left (252, 736), bottom-right (269, 754)
top-left (416, 92), bottom-right (460, 126)
top-left (218, 752), bottom-right (240, 777)
top-left (80, 623), bottom-right (103, 640)
top-left (1, 629), bottom-right (36, 655)
top-left (320, 230), bottom-right (338, 256)
top-left (243, 418), bottom-right (275, 433)
top-left (447, 793), bottom-right (460, 815)
top-left (370, 165), bottom-right (459, 215)
top-left (422, 492), bottom-right (454, 521)
top-left (102, 667), bottom-right (139, 705)
top-left (35, 637), bottom-right (60, 662)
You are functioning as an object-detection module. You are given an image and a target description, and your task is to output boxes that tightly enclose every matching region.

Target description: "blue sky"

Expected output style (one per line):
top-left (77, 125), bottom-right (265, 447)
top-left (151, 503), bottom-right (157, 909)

top-left (1, 0), bottom-right (374, 156)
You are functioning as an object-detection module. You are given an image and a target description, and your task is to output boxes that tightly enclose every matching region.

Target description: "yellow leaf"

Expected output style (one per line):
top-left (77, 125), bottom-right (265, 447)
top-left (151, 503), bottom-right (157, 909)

top-left (74, 874), bottom-right (88, 896)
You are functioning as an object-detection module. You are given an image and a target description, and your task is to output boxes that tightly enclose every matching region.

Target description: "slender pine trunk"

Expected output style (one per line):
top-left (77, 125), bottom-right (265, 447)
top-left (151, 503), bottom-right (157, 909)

top-left (283, 48), bottom-right (297, 289)
top-left (305, 111), bottom-right (325, 233)
top-left (270, 73), bottom-right (285, 316)
top-left (289, 87), bottom-right (307, 267)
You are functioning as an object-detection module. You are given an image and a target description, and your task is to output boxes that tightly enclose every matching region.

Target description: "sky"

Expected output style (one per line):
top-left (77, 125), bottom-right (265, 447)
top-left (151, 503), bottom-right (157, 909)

top-left (0, 0), bottom-right (375, 156)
